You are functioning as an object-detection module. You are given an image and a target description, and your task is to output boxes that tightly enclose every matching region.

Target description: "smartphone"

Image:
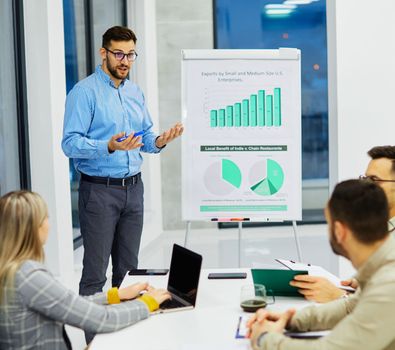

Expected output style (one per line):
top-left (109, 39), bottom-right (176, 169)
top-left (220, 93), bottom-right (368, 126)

top-left (208, 272), bottom-right (247, 279)
top-left (128, 269), bottom-right (169, 276)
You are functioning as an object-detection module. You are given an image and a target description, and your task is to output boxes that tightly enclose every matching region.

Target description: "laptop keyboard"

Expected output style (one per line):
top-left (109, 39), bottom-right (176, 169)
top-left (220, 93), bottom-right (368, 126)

top-left (160, 297), bottom-right (187, 309)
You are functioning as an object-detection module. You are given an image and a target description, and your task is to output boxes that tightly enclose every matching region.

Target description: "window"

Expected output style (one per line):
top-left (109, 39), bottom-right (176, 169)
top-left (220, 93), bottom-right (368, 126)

top-left (0, 0), bottom-right (30, 195)
top-left (214, 0), bottom-right (329, 222)
top-left (63, 0), bottom-right (127, 245)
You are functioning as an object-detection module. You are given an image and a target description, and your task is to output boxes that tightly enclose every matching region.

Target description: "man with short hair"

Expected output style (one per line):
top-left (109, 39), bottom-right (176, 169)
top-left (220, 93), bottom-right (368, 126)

top-left (291, 145), bottom-right (395, 303)
top-left (364, 145), bottom-right (395, 227)
top-left (248, 179), bottom-right (395, 350)
top-left (62, 26), bottom-right (183, 298)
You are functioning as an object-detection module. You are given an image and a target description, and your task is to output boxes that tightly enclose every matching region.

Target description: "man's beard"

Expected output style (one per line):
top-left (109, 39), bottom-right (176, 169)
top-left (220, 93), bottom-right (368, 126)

top-left (329, 226), bottom-right (349, 259)
top-left (106, 60), bottom-right (129, 80)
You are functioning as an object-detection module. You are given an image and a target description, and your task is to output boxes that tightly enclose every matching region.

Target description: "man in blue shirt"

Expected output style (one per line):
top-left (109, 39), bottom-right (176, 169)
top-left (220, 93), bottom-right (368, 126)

top-left (62, 26), bottom-right (183, 300)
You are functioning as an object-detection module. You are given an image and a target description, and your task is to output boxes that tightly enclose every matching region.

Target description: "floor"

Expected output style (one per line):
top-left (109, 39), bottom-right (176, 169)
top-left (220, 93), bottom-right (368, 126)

top-left (67, 223), bottom-right (338, 349)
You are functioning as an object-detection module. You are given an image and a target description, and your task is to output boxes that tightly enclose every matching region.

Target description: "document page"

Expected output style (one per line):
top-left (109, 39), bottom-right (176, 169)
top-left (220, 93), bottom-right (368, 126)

top-left (236, 315), bottom-right (330, 340)
top-left (276, 259), bottom-right (354, 291)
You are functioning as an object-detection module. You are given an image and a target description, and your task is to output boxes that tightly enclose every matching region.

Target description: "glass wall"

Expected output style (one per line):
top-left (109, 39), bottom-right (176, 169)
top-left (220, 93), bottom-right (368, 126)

top-left (63, 0), bottom-right (126, 243)
top-left (215, 0), bottom-right (328, 180)
top-left (0, 1), bottom-right (22, 195)
top-left (214, 0), bottom-right (329, 221)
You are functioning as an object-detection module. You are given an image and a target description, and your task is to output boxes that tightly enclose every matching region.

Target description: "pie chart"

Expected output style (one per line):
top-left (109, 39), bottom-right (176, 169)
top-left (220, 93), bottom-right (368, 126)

top-left (249, 159), bottom-right (284, 196)
top-left (204, 159), bottom-right (242, 196)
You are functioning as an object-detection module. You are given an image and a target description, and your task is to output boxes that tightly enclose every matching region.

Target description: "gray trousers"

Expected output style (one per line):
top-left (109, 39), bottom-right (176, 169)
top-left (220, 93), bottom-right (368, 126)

top-left (78, 178), bottom-right (144, 296)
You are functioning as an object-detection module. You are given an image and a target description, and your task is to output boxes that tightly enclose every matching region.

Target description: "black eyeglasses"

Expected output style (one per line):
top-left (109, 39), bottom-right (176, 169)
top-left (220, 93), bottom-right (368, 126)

top-left (104, 48), bottom-right (138, 62)
top-left (359, 175), bottom-right (395, 183)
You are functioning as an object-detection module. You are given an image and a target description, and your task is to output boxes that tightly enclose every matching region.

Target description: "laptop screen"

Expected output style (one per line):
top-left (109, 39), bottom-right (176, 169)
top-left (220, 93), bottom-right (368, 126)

top-left (167, 244), bottom-right (202, 305)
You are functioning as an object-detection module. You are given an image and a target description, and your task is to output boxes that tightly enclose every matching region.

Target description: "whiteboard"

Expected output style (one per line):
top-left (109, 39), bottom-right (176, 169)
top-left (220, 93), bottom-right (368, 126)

top-left (181, 49), bottom-right (302, 221)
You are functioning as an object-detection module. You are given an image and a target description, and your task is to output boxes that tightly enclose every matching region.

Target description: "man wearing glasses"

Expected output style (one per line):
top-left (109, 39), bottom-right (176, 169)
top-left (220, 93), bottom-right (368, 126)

top-left (62, 26), bottom-right (183, 313)
top-left (290, 145), bottom-right (395, 303)
top-left (249, 180), bottom-right (395, 350)
top-left (361, 145), bottom-right (395, 229)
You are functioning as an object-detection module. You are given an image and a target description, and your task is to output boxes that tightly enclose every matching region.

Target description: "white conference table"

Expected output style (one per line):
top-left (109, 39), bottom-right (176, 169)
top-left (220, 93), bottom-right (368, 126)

top-left (90, 268), bottom-right (312, 350)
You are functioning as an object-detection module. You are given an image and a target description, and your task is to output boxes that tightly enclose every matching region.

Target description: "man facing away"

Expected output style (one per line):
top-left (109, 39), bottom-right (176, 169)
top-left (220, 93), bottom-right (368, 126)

top-left (291, 145), bottom-right (395, 303)
top-left (62, 26), bottom-right (183, 298)
top-left (248, 179), bottom-right (395, 350)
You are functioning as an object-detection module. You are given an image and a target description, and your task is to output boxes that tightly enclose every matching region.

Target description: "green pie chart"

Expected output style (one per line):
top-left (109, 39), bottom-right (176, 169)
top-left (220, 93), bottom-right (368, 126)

top-left (204, 159), bottom-right (242, 196)
top-left (250, 159), bottom-right (284, 196)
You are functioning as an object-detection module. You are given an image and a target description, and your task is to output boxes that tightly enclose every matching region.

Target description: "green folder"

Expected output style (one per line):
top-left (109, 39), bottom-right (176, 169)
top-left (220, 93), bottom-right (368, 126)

top-left (251, 269), bottom-right (308, 297)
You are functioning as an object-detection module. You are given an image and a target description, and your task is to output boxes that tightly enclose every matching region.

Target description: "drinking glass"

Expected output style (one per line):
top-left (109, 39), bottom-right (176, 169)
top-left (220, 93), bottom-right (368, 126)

top-left (240, 284), bottom-right (275, 312)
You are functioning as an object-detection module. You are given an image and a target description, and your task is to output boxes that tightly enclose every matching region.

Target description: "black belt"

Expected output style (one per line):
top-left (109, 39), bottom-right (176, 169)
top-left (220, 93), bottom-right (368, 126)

top-left (80, 172), bottom-right (141, 187)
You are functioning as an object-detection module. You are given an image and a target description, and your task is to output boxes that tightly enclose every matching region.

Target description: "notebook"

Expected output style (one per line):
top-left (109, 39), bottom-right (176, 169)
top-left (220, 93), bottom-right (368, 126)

top-left (251, 269), bottom-right (308, 297)
top-left (155, 244), bottom-right (203, 314)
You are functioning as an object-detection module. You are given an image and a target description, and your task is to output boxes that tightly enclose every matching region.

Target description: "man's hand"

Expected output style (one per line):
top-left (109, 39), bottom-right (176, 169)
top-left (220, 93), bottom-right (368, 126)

top-left (247, 309), bottom-right (284, 329)
top-left (108, 131), bottom-right (143, 152)
top-left (341, 278), bottom-right (359, 289)
top-left (290, 275), bottom-right (344, 303)
top-left (155, 122), bottom-right (184, 148)
top-left (249, 309), bottom-right (295, 350)
top-left (118, 282), bottom-right (149, 301)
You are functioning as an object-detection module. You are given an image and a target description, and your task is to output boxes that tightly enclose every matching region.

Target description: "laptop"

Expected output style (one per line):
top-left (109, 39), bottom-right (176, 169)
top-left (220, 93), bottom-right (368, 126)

top-left (155, 244), bottom-right (202, 314)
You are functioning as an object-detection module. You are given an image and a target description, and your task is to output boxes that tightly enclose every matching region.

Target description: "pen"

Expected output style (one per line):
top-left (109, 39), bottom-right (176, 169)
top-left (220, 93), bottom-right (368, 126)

top-left (235, 316), bottom-right (246, 339)
top-left (290, 260), bottom-right (311, 266)
top-left (116, 130), bottom-right (145, 142)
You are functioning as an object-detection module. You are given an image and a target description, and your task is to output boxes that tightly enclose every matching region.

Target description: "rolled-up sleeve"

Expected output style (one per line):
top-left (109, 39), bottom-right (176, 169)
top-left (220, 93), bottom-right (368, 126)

top-left (260, 284), bottom-right (395, 350)
top-left (62, 86), bottom-right (111, 159)
top-left (138, 91), bottom-right (162, 154)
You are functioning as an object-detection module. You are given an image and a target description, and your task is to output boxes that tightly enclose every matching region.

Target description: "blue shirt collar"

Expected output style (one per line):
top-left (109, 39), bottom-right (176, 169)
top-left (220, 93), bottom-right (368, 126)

top-left (96, 64), bottom-right (126, 88)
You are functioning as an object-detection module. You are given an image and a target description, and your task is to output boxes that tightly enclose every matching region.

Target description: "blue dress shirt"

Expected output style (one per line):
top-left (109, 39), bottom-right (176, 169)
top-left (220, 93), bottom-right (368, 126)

top-left (62, 65), bottom-right (161, 178)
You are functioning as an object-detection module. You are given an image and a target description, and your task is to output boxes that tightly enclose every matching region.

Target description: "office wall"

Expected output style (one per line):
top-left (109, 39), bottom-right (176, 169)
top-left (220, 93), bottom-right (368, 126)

top-left (328, 0), bottom-right (395, 187)
top-left (126, 0), bottom-right (164, 249)
top-left (23, 0), bottom-right (74, 286)
top-left (156, 0), bottom-right (214, 230)
top-left (327, 0), bottom-right (395, 277)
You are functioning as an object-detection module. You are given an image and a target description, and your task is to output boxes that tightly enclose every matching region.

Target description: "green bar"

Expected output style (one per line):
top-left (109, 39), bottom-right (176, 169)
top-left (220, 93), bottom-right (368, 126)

top-left (273, 88), bottom-right (281, 126)
top-left (242, 99), bottom-right (249, 126)
top-left (234, 103), bottom-right (241, 126)
top-left (210, 110), bottom-right (217, 127)
top-left (219, 109), bottom-right (226, 127)
top-left (266, 95), bottom-right (273, 126)
top-left (226, 106), bottom-right (233, 127)
top-left (250, 94), bottom-right (257, 126)
top-left (258, 90), bottom-right (265, 126)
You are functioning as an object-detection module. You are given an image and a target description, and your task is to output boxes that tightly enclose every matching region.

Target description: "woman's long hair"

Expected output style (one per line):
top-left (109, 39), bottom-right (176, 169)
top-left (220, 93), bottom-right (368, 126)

top-left (0, 191), bottom-right (47, 303)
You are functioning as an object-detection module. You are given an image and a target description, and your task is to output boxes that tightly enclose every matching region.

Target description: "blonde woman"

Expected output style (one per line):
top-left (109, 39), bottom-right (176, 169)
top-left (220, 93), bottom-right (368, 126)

top-left (0, 191), bottom-right (170, 349)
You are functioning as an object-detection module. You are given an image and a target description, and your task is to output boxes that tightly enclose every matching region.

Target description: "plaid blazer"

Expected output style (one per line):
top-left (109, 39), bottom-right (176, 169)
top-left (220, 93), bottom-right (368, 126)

top-left (0, 260), bottom-right (149, 349)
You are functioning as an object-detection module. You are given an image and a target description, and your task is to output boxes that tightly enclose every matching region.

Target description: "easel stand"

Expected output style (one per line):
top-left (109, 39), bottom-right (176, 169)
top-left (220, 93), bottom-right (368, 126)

top-left (184, 220), bottom-right (303, 267)
top-left (292, 220), bottom-right (303, 262)
top-left (184, 221), bottom-right (192, 247)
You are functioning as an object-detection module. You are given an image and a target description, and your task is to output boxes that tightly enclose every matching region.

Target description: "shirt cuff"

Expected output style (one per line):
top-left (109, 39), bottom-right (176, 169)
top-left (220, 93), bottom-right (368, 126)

top-left (154, 136), bottom-right (166, 152)
top-left (96, 140), bottom-right (111, 157)
top-left (256, 331), bottom-right (268, 348)
top-left (259, 332), bottom-right (287, 349)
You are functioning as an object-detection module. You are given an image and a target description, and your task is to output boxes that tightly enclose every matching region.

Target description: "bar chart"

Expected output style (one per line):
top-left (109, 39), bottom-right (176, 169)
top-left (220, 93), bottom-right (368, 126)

top-left (209, 88), bottom-right (282, 128)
